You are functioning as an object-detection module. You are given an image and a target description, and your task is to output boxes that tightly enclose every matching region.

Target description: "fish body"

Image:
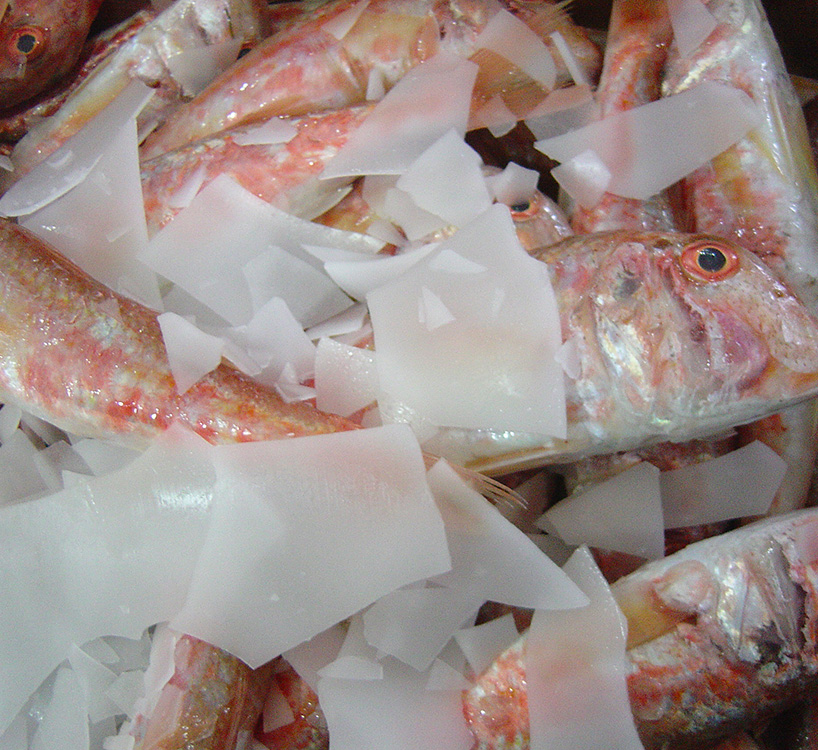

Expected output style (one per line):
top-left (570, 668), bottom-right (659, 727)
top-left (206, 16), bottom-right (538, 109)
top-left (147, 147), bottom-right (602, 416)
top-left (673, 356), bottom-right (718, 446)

top-left (663, 0), bottom-right (818, 517)
top-left (139, 0), bottom-right (600, 160)
top-left (464, 508), bottom-right (818, 749)
top-left (662, 0), bottom-right (818, 304)
top-left (569, 0), bottom-right (677, 235)
top-left (0, 220), bottom-right (356, 446)
top-left (0, 0), bottom-right (104, 110)
top-left (139, 0), bottom-right (444, 159)
top-left (5, 0), bottom-right (267, 182)
top-left (127, 630), bottom-right (274, 750)
top-left (4, 221), bottom-right (818, 471)
top-left (140, 105), bottom-right (374, 233)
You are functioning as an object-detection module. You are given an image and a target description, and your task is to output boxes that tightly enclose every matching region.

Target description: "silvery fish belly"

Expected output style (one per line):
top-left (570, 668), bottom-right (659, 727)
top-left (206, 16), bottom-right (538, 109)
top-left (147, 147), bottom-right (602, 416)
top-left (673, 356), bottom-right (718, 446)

top-left (426, 231), bottom-right (818, 474)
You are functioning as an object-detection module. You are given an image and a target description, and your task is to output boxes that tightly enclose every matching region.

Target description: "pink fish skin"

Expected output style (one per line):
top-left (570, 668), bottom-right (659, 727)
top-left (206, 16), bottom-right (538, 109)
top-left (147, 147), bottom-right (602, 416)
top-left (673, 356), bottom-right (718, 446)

top-left (463, 508), bottom-right (818, 750)
top-left (127, 632), bottom-right (275, 750)
top-left (139, 0), bottom-right (601, 160)
top-left (4, 0), bottom-right (267, 185)
top-left (0, 7), bottom-right (155, 143)
top-left (0, 220), bottom-right (357, 447)
top-left (0, 0), bottom-right (104, 109)
top-left (662, 0), bottom-right (818, 519)
top-left (569, 0), bottom-right (678, 235)
top-left (447, 230), bottom-right (818, 474)
top-left (140, 105), bottom-right (374, 233)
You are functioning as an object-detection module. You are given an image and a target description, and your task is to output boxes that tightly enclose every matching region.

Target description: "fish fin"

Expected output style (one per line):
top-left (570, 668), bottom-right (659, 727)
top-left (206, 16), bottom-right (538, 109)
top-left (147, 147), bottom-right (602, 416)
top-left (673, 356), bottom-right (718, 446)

top-left (422, 452), bottom-right (528, 515)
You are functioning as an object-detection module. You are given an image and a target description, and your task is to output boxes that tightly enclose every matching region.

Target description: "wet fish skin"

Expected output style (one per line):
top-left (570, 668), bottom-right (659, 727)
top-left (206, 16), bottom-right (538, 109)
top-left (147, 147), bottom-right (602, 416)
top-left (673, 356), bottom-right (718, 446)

top-left (663, 0), bottom-right (818, 518)
top-left (0, 0), bottom-right (104, 110)
top-left (463, 508), bottom-right (818, 750)
top-left (5, 0), bottom-right (267, 183)
top-left (4, 220), bottom-right (818, 472)
top-left (433, 230), bottom-right (818, 474)
top-left (139, 0), bottom-right (600, 160)
top-left (663, 0), bottom-right (818, 304)
top-left (128, 632), bottom-right (275, 750)
top-left (0, 8), bottom-right (155, 144)
top-left (569, 0), bottom-right (678, 235)
top-left (0, 220), bottom-right (357, 447)
top-left (140, 105), bottom-right (374, 233)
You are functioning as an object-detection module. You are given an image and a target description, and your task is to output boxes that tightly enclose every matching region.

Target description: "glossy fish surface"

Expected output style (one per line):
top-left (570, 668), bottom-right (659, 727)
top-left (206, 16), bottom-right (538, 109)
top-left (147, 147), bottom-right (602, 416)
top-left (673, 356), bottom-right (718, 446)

top-left (3, 219), bottom-right (818, 469)
top-left (0, 220), bottom-right (356, 446)
top-left (139, 0), bottom-right (600, 159)
top-left (6, 0), bottom-right (267, 182)
top-left (0, 0), bottom-right (104, 109)
top-left (428, 230), bottom-right (818, 473)
top-left (464, 507), bottom-right (818, 750)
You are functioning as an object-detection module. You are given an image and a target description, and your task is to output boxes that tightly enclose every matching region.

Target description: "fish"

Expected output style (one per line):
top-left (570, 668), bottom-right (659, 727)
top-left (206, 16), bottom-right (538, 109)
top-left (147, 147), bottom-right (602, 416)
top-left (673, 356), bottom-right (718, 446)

top-left (141, 102), bottom-right (574, 246)
top-left (0, 0), bottom-right (104, 110)
top-left (425, 230), bottom-right (818, 474)
top-left (568, 0), bottom-right (678, 234)
top-left (0, 219), bottom-right (357, 446)
top-left (4, 0), bottom-right (267, 184)
top-left (139, 104), bottom-right (374, 233)
top-left (253, 659), bottom-right (329, 750)
top-left (138, 0), bottom-right (601, 160)
top-left (662, 0), bottom-right (818, 306)
top-left (125, 629), bottom-right (275, 750)
top-left (0, 7), bottom-right (156, 144)
top-left (312, 165), bottom-right (574, 252)
top-left (463, 507), bottom-right (818, 750)
top-left (558, 435), bottom-right (740, 581)
top-left (662, 0), bottom-right (818, 518)
top-left (4, 219), bottom-right (818, 473)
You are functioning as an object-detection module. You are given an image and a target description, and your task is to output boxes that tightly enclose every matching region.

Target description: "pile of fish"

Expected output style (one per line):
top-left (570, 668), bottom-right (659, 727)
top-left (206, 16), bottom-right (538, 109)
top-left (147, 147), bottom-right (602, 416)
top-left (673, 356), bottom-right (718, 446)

top-left (2, 0), bottom-right (818, 748)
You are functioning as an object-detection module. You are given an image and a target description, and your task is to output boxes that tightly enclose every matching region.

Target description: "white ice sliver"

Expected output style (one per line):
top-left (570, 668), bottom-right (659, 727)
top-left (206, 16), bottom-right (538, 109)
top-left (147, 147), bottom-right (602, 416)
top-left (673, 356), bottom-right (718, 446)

top-left (660, 441), bottom-right (785, 527)
top-left (0, 426), bottom-right (216, 736)
top-left (20, 117), bottom-right (150, 294)
top-left (368, 204), bottom-right (567, 437)
top-left (141, 176), bottom-right (357, 328)
top-left (322, 51), bottom-right (479, 178)
top-left (454, 613), bottom-right (519, 677)
top-left (0, 81), bottom-right (154, 217)
top-left (165, 39), bottom-right (243, 97)
top-left (395, 130), bottom-right (492, 229)
top-left (526, 547), bottom-right (644, 750)
top-left (535, 81), bottom-right (760, 200)
top-left (550, 148), bottom-right (612, 208)
top-left (427, 461), bottom-right (588, 611)
top-left (314, 337), bottom-right (379, 417)
top-left (157, 312), bottom-right (224, 393)
top-left (667, 0), bottom-right (718, 57)
top-left (171, 424), bottom-right (451, 668)
top-left (539, 462), bottom-right (665, 560)
top-left (474, 9), bottom-right (557, 91)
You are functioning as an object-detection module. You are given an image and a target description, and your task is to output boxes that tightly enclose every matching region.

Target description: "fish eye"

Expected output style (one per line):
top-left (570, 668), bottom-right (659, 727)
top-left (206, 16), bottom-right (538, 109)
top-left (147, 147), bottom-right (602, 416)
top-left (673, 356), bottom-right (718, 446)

top-left (508, 193), bottom-right (541, 221)
top-left (679, 239), bottom-right (740, 282)
top-left (9, 26), bottom-right (45, 59)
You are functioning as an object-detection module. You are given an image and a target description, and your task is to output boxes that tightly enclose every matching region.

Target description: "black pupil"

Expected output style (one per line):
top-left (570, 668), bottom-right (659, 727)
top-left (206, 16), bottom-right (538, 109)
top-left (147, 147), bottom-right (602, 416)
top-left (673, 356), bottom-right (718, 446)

top-left (16, 33), bottom-right (37, 54)
top-left (510, 201), bottom-right (530, 213)
top-left (697, 246), bottom-right (727, 272)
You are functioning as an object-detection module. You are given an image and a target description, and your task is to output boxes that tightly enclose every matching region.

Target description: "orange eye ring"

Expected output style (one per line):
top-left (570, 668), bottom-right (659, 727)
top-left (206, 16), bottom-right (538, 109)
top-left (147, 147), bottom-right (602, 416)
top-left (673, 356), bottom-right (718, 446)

top-left (508, 192), bottom-right (542, 221)
top-left (8, 25), bottom-right (45, 60)
top-left (679, 239), bottom-right (741, 282)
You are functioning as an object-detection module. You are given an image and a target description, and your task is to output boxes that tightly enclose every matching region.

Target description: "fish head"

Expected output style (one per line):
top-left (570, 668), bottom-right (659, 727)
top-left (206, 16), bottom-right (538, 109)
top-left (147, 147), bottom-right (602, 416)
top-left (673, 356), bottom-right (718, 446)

top-left (0, 0), bottom-right (103, 109)
top-left (543, 231), bottom-right (818, 440)
top-left (507, 188), bottom-right (574, 251)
